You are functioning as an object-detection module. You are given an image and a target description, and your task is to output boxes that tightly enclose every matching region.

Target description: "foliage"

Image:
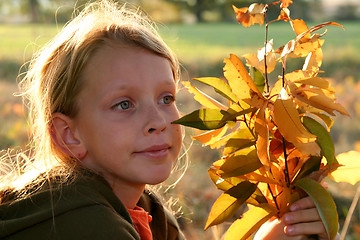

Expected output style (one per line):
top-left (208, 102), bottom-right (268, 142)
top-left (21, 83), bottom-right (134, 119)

top-left (173, 1), bottom-right (357, 239)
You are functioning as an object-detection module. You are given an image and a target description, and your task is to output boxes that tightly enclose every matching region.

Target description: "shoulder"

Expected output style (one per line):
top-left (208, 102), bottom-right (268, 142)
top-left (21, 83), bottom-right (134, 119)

top-left (0, 171), bottom-right (140, 240)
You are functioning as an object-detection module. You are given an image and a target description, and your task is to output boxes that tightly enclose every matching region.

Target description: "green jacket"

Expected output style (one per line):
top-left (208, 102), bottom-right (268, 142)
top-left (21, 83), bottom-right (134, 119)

top-left (0, 172), bottom-right (185, 240)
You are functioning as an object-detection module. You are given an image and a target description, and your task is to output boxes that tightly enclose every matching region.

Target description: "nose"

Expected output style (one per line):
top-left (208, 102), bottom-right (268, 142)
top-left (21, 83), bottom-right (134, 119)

top-left (143, 105), bottom-right (167, 135)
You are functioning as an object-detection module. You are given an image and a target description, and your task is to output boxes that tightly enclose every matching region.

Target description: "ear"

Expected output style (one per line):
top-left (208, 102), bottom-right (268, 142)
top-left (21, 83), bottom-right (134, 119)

top-left (50, 112), bottom-right (87, 159)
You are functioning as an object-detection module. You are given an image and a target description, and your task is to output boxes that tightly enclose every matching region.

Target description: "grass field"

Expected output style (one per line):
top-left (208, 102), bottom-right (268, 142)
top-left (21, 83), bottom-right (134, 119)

top-left (1, 21), bottom-right (360, 239)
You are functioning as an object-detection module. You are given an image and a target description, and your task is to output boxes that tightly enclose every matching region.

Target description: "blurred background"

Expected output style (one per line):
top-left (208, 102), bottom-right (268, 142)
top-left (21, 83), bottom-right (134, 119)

top-left (0, 0), bottom-right (359, 239)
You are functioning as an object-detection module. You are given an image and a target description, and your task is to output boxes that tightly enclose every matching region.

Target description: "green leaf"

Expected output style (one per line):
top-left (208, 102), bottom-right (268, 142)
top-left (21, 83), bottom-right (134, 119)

top-left (193, 77), bottom-right (239, 103)
top-left (172, 109), bottom-right (236, 130)
top-left (301, 116), bottom-right (336, 167)
top-left (250, 66), bottom-right (265, 94)
top-left (295, 178), bottom-right (339, 240)
top-left (292, 155), bottom-right (322, 183)
top-left (224, 128), bottom-right (256, 155)
top-left (205, 181), bottom-right (257, 230)
top-left (224, 203), bottom-right (276, 240)
top-left (220, 148), bottom-right (263, 178)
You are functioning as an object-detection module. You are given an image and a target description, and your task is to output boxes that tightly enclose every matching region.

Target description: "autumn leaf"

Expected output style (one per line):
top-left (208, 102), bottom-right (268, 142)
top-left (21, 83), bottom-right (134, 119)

top-left (273, 89), bottom-right (317, 144)
top-left (224, 204), bottom-right (276, 240)
top-left (208, 167), bottom-right (245, 191)
top-left (192, 126), bottom-right (228, 147)
top-left (277, 8), bottom-right (290, 22)
top-left (281, 0), bottom-right (293, 8)
top-left (291, 85), bottom-right (350, 116)
top-left (223, 54), bottom-right (265, 108)
top-left (193, 77), bottom-right (239, 103)
top-left (182, 81), bottom-right (227, 110)
top-left (223, 128), bottom-right (256, 155)
top-left (291, 19), bottom-right (311, 41)
top-left (243, 40), bottom-right (277, 74)
top-left (205, 181), bottom-right (257, 230)
top-left (233, 3), bottom-right (266, 28)
top-left (331, 151), bottom-right (360, 185)
top-left (220, 147), bottom-right (263, 178)
top-left (255, 104), bottom-right (271, 169)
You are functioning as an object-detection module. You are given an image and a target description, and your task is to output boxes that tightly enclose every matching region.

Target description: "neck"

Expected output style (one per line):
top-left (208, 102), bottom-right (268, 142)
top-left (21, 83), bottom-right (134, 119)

top-left (106, 177), bottom-right (146, 209)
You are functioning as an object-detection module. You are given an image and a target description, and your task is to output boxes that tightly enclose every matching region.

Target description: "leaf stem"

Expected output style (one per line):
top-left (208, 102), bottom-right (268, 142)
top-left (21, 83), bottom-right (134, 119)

top-left (264, 6), bottom-right (270, 95)
top-left (282, 137), bottom-right (291, 187)
top-left (267, 183), bottom-right (280, 213)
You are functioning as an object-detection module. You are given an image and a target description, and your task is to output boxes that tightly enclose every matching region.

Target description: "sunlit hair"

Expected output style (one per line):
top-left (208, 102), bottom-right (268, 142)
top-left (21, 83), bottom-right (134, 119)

top-left (0, 0), bottom-right (180, 198)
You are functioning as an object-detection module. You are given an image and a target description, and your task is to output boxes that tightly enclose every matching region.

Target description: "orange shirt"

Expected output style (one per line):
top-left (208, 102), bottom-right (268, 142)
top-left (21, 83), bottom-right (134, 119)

top-left (127, 206), bottom-right (153, 240)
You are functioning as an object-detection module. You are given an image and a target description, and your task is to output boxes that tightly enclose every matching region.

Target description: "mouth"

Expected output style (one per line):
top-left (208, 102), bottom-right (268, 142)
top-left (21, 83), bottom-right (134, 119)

top-left (135, 144), bottom-right (171, 159)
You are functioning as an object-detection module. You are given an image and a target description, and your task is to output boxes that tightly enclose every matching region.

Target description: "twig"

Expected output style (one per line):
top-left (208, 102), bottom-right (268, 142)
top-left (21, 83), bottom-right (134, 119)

top-left (282, 137), bottom-right (291, 187)
top-left (263, 6), bottom-right (270, 94)
top-left (340, 185), bottom-right (360, 240)
top-left (267, 183), bottom-right (280, 213)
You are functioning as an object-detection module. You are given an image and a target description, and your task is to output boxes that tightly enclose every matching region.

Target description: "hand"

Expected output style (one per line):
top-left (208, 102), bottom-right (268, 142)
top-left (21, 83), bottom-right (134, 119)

top-left (283, 196), bottom-right (340, 240)
top-left (254, 197), bottom-right (340, 240)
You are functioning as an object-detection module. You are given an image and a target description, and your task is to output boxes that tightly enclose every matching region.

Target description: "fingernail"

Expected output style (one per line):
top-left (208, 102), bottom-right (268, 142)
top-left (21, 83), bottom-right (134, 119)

top-left (283, 214), bottom-right (292, 223)
top-left (285, 225), bottom-right (295, 235)
top-left (290, 203), bottom-right (298, 211)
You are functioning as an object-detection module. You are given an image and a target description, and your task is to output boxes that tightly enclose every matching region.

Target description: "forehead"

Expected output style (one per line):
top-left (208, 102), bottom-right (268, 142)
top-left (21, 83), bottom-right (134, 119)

top-left (79, 45), bottom-right (175, 95)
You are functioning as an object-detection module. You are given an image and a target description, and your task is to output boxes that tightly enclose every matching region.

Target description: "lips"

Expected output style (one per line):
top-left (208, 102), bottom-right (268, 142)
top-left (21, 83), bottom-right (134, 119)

top-left (135, 144), bottom-right (171, 159)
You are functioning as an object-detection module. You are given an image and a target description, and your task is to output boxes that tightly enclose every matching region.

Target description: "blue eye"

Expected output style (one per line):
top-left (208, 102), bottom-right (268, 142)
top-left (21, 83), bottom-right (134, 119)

top-left (114, 100), bottom-right (131, 110)
top-left (162, 95), bottom-right (175, 105)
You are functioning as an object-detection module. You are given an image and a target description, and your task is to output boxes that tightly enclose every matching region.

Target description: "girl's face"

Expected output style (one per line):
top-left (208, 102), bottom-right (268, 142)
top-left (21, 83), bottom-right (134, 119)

top-left (73, 45), bottom-right (182, 190)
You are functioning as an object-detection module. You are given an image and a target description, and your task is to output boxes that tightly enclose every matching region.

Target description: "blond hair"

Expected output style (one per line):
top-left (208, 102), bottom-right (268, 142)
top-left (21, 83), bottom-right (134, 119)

top-left (0, 0), bottom-right (180, 198)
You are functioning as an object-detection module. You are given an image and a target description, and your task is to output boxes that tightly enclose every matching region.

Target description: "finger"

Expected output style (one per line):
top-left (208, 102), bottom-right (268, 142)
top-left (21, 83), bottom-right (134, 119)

top-left (284, 221), bottom-right (326, 237)
top-left (283, 208), bottom-right (320, 225)
top-left (290, 196), bottom-right (315, 211)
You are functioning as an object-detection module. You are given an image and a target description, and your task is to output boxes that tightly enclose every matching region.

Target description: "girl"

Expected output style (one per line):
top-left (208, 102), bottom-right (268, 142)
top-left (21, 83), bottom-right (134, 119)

top-left (0, 1), bottom-right (336, 239)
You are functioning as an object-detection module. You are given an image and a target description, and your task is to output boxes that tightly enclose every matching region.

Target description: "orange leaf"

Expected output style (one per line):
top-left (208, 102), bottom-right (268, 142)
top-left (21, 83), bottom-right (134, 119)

top-left (192, 126), bottom-right (228, 146)
top-left (277, 8), bottom-right (290, 22)
top-left (233, 4), bottom-right (266, 28)
top-left (281, 0), bottom-right (293, 8)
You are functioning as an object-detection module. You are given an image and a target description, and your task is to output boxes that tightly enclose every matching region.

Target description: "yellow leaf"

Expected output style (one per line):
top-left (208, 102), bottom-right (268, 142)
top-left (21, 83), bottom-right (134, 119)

top-left (192, 126), bottom-right (228, 146)
top-left (182, 81), bottom-right (227, 110)
top-left (291, 19), bottom-right (311, 41)
top-left (293, 77), bottom-right (331, 90)
top-left (243, 40), bottom-right (277, 74)
top-left (303, 46), bottom-right (323, 74)
top-left (273, 89), bottom-right (317, 144)
top-left (293, 87), bottom-right (350, 116)
top-left (255, 104), bottom-right (270, 169)
top-left (331, 151), bottom-right (360, 185)
top-left (223, 54), bottom-right (265, 108)
top-left (224, 204), bottom-right (276, 240)
top-left (208, 129), bottom-right (240, 149)
top-left (205, 181), bottom-right (257, 230)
